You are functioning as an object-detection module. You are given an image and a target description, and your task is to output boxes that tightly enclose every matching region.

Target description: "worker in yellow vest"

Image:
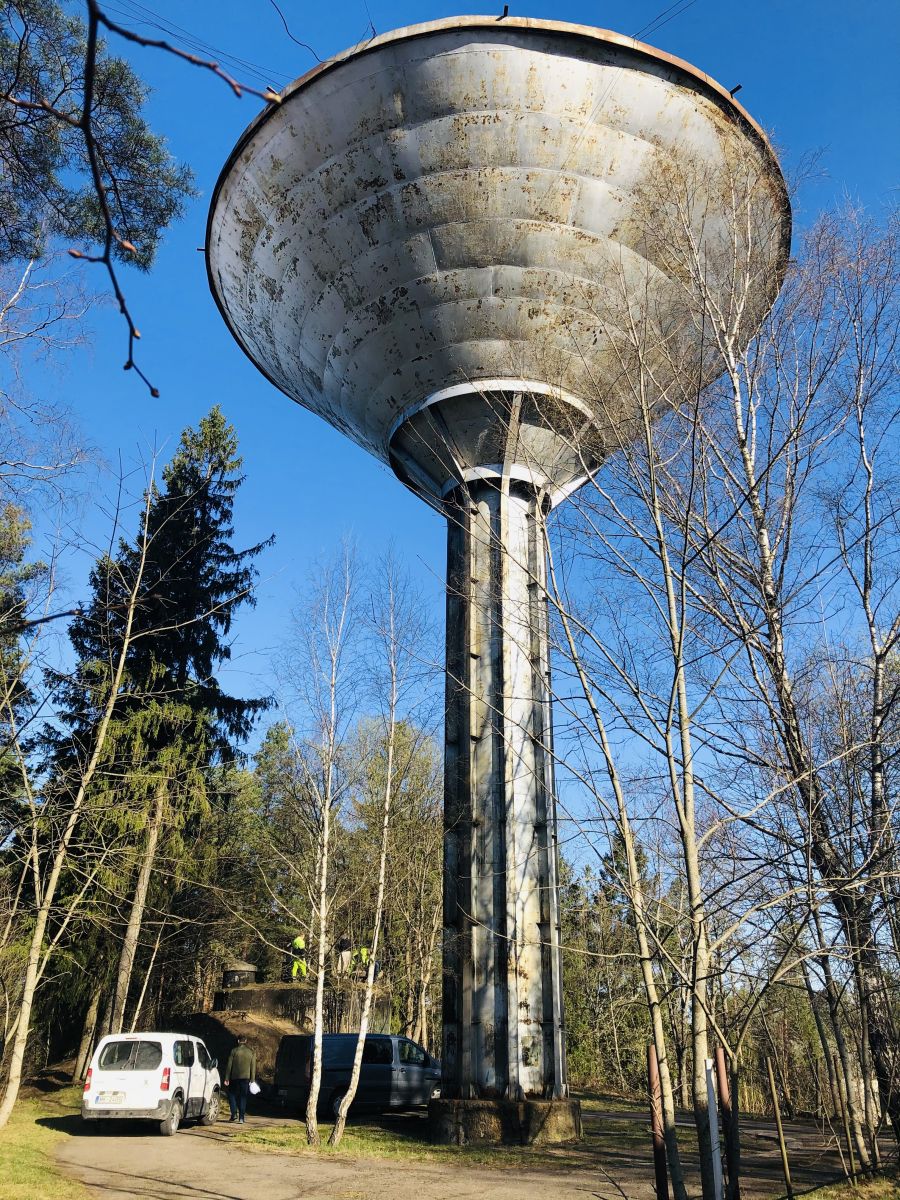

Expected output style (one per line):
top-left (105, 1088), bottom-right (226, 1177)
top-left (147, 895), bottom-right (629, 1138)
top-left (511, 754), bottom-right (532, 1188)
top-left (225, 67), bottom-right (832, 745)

top-left (350, 945), bottom-right (370, 978)
top-left (290, 934), bottom-right (308, 980)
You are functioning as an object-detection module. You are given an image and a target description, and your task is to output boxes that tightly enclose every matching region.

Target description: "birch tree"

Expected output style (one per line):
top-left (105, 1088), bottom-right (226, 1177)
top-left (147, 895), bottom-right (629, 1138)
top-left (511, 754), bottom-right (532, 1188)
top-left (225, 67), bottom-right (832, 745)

top-left (0, 480), bottom-right (155, 1127)
top-left (329, 555), bottom-right (432, 1145)
top-left (280, 549), bottom-right (359, 1146)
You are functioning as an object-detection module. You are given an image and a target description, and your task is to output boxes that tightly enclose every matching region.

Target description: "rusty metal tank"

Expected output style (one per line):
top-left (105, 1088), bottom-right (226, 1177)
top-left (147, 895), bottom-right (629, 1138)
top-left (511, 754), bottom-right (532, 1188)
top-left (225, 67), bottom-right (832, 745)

top-left (207, 16), bottom-right (790, 1130)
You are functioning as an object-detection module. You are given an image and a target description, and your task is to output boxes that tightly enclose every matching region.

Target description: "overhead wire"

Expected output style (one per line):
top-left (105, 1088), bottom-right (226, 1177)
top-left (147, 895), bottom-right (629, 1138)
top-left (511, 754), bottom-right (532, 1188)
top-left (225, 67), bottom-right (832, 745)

top-left (634, 0), bottom-right (701, 40)
top-left (117, 0), bottom-right (289, 82)
top-left (265, 0), bottom-right (322, 63)
top-left (534, 0), bottom-right (705, 212)
top-left (102, 0), bottom-right (294, 87)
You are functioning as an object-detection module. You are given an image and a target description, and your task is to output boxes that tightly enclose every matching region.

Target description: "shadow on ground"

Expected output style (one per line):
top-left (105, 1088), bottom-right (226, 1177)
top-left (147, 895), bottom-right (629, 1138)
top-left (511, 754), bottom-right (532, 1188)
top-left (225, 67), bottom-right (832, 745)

top-left (33, 1075), bottom-right (898, 1198)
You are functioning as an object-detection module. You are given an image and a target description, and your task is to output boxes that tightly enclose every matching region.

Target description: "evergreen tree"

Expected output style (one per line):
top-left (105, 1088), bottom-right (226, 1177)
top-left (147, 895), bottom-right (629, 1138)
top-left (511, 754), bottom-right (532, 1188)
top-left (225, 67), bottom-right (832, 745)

top-left (53, 406), bottom-right (270, 766)
top-left (47, 406), bottom-right (271, 1033)
top-left (1, 0), bottom-right (194, 267)
top-left (125, 404), bottom-right (272, 756)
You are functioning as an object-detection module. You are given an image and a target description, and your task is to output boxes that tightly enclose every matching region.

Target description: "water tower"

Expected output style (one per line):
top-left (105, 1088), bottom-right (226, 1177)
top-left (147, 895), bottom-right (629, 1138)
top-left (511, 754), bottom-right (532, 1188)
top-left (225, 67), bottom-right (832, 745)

top-left (207, 16), bottom-right (790, 1143)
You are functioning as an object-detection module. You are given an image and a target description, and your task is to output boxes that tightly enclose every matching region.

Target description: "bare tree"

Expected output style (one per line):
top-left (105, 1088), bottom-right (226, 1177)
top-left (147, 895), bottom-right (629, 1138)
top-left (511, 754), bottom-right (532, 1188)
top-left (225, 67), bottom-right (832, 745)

top-left (277, 549), bottom-right (359, 1145)
top-left (673, 204), bottom-right (900, 1150)
top-left (532, 147), bottom-right (875, 1196)
top-left (329, 554), bottom-right (432, 1146)
top-left (0, 477), bottom-right (155, 1127)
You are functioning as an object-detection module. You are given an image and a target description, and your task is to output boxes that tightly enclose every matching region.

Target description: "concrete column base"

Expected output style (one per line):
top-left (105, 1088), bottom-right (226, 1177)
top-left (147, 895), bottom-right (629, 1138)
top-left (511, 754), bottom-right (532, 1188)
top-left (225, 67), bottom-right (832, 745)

top-left (429, 1097), bottom-right (583, 1146)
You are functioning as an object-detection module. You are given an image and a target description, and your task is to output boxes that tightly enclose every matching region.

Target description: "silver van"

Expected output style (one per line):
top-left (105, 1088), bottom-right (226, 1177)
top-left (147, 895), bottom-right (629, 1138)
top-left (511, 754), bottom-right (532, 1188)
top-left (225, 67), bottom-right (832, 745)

top-left (274, 1033), bottom-right (440, 1115)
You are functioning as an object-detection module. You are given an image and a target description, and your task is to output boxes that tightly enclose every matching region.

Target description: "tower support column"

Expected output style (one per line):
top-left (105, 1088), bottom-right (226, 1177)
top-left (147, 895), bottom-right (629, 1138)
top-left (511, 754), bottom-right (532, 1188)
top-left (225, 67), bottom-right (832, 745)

top-left (432, 475), bottom-right (581, 1144)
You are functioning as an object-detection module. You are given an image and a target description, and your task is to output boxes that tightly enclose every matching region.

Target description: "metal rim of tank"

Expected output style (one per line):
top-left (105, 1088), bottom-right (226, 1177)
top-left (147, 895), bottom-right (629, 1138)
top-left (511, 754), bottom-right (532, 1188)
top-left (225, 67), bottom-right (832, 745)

top-left (204, 14), bottom-right (792, 420)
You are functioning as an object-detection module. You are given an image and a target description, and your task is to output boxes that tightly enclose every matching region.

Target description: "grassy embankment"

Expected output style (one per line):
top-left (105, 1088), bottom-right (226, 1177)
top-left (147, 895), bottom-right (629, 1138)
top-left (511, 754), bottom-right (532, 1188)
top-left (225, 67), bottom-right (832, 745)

top-left (0, 1087), bottom-right (88, 1200)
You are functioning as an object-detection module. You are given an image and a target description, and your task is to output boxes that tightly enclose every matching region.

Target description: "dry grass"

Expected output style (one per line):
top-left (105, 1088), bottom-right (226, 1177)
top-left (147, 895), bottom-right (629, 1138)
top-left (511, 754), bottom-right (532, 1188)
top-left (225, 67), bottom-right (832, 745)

top-left (816, 1174), bottom-right (900, 1200)
top-left (0, 1088), bottom-right (89, 1200)
top-left (235, 1116), bottom-right (589, 1170)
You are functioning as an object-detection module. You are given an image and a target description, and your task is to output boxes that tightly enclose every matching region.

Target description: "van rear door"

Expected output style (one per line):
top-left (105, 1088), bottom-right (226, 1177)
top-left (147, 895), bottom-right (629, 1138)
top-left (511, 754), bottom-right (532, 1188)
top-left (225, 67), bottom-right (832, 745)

top-left (173, 1039), bottom-right (197, 1113)
top-left (275, 1035), bottom-right (311, 1102)
top-left (89, 1038), bottom-right (164, 1111)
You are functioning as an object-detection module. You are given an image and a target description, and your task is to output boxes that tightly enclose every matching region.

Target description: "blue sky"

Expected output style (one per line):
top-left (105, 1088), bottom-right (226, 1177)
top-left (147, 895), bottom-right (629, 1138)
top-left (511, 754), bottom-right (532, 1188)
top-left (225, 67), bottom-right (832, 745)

top-left (21, 0), bottom-right (900, 737)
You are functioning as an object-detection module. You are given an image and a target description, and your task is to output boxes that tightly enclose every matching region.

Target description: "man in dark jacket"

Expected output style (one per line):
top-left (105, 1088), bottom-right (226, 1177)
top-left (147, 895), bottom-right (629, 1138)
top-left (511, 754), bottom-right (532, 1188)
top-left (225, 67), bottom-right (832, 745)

top-left (224, 1035), bottom-right (256, 1123)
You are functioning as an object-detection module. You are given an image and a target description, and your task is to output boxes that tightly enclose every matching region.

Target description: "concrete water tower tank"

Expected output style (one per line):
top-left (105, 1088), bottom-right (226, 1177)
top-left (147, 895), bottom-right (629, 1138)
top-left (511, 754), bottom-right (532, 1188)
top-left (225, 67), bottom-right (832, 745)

top-left (207, 16), bottom-right (790, 1142)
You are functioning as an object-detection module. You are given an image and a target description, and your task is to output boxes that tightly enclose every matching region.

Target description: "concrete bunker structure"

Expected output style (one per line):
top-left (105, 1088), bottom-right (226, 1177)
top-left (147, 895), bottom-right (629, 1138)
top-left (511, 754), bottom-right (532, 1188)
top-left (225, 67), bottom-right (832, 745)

top-left (207, 16), bottom-right (790, 1143)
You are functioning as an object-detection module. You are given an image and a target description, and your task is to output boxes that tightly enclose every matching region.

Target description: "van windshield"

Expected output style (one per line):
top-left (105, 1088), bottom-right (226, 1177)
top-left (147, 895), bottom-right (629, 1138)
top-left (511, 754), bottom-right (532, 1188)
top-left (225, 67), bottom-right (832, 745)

top-left (98, 1040), bottom-right (163, 1071)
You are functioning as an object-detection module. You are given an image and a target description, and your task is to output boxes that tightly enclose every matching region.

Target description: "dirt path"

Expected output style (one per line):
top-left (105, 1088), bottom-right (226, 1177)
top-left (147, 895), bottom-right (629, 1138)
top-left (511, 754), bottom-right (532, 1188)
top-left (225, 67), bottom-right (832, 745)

top-left (53, 1115), bottom-right (605, 1200)
top-left (48, 1106), bottom-right (866, 1200)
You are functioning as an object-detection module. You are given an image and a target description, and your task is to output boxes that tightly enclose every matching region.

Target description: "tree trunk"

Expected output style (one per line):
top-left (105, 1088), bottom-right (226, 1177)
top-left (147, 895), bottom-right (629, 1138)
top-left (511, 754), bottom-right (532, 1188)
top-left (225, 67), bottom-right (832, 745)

top-left (412, 904), bottom-right (441, 1047)
top-left (815, 936), bottom-right (871, 1170)
top-left (0, 492), bottom-right (151, 1129)
top-left (547, 536), bottom-right (689, 1200)
top-left (329, 685), bottom-right (397, 1147)
top-left (129, 927), bottom-right (162, 1032)
top-left (855, 938), bottom-right (900, 1145)
top-left (74, 989), bottom-right (101, 1081)
top-left (799, 957), bottom-right (840, 1123)
top-left (110, 782), bottom-right (166, 1034)
top-left (305, 819), bottom-right (331, 1145)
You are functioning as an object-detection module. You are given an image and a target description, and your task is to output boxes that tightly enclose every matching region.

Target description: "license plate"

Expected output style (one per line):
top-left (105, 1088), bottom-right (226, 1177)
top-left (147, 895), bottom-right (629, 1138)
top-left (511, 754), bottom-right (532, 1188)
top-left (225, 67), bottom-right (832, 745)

top-left (277, 1088), bottom-right (287, 1096)
top-left (97, 1091), bottom-right (125, 1104)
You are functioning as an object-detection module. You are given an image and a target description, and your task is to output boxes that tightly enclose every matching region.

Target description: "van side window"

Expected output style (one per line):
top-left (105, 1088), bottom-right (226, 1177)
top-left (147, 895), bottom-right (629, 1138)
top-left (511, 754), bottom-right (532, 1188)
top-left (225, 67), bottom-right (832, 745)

top-left (196, 1042), bottom-right (211, 1069)
top-left (399, 1040), bottom-right (426, 1065)
top-left (362, 1037), bottom-right (392, 1065)
top-left (174, 1040), bottom-right (195, 1067)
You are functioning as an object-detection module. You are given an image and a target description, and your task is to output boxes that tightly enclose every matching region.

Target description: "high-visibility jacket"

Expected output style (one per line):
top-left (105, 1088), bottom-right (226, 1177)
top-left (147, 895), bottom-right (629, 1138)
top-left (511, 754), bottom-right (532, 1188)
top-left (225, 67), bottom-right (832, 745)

top-left (290, 934), bottom-right (308, 979)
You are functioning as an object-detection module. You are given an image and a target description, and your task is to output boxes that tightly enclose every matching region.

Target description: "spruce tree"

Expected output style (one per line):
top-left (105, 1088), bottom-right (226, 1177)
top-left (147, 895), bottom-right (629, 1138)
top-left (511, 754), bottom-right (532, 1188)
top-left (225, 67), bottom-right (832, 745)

top-left (50, 406), bottom-right (271, 1032)
top-left (55, 406), bottom-right (270, 765)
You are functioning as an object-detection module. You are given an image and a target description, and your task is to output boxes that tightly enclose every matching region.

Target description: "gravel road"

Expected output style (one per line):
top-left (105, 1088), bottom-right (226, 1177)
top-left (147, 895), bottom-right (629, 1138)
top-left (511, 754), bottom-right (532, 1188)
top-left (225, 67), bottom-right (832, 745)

top-left (54, 1115), bottom-right (607, 1200)
top-left (50, 1105), bottom-right (861, 1200)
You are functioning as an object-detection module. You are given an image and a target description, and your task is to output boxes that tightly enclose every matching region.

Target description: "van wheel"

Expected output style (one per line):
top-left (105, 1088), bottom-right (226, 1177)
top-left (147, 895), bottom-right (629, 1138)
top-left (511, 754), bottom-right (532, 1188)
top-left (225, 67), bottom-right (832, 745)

top-left (159, 1096), bottom-right (183, 1136)
top-left (199, 1088), bottom-right (220, 1126)
top-left (330, 1091), bottom-right (345, 1119)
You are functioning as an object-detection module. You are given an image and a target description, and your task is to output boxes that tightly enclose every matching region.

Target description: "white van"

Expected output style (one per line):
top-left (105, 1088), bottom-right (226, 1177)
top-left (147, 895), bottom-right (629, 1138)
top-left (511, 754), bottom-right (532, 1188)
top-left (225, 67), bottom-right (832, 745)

top-left (82, 1032), bottom-right (221, 1135)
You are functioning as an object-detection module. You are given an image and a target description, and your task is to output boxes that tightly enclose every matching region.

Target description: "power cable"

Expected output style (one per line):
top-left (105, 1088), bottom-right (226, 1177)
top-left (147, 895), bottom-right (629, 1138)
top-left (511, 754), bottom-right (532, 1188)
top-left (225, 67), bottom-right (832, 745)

top-left (114, 0), bottom-right (286, 81)
top-left (634, 0), bottom-right (701, 40)
top-left (104, 0), bottom-right (292, 86)
top-left (265, 0), bottom-right (322, 63)
top-left (643, 0), bottom-right (705, 39)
